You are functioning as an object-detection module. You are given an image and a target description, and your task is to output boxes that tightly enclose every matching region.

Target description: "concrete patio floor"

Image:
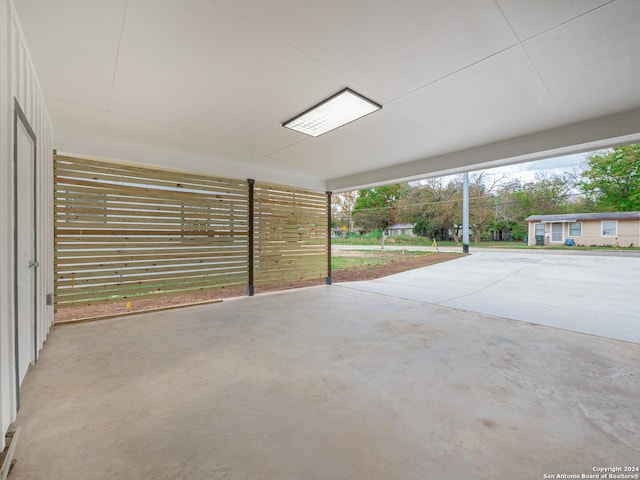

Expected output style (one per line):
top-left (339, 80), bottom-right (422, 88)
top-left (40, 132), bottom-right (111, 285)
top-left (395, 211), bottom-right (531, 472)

top-left (10, 285), bottom-right (640, 479)
top-left (340, 250), bottom-right (640, 344)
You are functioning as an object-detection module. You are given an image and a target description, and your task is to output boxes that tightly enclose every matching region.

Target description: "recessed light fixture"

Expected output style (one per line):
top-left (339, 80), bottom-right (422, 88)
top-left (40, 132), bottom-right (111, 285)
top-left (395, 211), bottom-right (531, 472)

top-left (283, 88), bottom-right (381, 137)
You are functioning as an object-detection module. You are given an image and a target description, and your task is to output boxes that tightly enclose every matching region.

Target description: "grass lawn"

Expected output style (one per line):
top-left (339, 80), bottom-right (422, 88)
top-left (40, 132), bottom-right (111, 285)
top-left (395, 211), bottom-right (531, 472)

top-left (332, 256), bottom-right (388, 271)
top-left (334, 235), bottom-right (434, 246)
top-left (334, 236), bottom-right (640, 251)
top-left (331, 250), bottom-right (432, 271)
top-left (434, 240), bottom-right (529, 248)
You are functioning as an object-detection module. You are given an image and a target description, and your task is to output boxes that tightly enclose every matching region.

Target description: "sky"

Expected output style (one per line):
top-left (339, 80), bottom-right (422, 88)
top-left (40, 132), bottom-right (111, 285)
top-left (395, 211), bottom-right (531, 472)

top-left (476, 152), bottom-right (590, 183)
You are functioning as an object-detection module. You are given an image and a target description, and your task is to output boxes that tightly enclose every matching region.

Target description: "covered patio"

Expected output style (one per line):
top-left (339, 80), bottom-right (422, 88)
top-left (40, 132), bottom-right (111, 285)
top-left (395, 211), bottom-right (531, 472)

top-left (2, 1), bottom-right (640, 478)
top-left (10, 284), bottom-right (640, 479)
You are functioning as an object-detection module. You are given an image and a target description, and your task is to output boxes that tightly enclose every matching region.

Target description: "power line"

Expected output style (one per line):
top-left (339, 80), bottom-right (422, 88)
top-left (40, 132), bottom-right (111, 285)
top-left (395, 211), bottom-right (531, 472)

top-left (338, 191), bottom-right (586, 214)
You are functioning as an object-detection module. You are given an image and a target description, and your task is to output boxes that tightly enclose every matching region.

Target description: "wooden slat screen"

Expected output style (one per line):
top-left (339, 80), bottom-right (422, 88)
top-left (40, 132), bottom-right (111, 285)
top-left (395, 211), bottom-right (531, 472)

top-left (254, 184), bottom-right (328, 285)
top-left (54, 155), bottom-right (249, 309)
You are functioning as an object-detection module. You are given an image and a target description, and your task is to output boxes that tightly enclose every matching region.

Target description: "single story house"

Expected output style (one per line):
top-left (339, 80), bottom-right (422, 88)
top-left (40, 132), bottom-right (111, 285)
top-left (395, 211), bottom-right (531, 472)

top-left (386, 223), bottom-right (416, 237)
top-left (331, 228), bottom-right (344, 239)
top-left (525, 212), bottom-right (640, 247)
top-left (491, 228), bottom-right (514, 241)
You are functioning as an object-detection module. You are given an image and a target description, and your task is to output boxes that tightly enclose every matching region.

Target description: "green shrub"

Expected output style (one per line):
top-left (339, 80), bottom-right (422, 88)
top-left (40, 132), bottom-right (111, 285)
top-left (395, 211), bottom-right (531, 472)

top-left (363, 229), bottom-right (383, 239)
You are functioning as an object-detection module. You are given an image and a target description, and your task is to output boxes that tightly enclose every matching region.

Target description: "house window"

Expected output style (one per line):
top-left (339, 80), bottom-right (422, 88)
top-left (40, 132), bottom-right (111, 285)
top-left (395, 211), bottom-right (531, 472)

top-left (534, 223), bottom-right (545, 236)
top-left (569, 222), bottom-right (582, 237)
top-left (602, 220), bottom-right (617, 237)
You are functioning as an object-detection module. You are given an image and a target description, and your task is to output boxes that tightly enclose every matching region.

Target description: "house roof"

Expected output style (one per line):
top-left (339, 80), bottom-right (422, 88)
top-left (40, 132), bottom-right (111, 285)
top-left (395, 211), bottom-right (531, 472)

top-left (13, 1), bottom-right (640, 192)
top-left (526, 212), bottom-right (640, 223)
top-left (388, 223), bottom-right (415, 230)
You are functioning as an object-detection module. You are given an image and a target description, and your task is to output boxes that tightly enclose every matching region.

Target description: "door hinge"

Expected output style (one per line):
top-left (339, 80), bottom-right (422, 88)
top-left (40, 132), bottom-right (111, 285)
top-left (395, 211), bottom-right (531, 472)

top-left (28, 260), bottom-right (40, 269)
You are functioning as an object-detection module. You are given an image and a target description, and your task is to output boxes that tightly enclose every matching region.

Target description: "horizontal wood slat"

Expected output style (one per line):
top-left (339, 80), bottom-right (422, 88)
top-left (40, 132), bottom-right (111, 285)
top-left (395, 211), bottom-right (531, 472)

top-left (56, 262), bottom-right (249, 284)
top-left (55, 155), bottom-right (248, 192)
top-left (254, 184), bottom-right (328, 285)
top-left (55, 275), bottom-right (248, 307)
top-left (55, 250), bottom-right (247, 266)
top-left (54, 194), bottom-right (246, 209)
top-left (54, 155), bottom-right (329, 313)
top-left (54, 155), bottom-right (249, 310)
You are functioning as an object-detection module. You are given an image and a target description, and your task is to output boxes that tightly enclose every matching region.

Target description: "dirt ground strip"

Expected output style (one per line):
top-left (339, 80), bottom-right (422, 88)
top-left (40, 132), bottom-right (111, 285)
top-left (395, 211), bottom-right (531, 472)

top-left (55, 252), bottom-right (462, 323)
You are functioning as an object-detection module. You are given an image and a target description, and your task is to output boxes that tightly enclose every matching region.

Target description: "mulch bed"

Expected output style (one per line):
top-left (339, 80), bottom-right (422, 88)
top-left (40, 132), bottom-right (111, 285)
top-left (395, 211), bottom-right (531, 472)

top-left (55, 252), bottom-right (462, 323)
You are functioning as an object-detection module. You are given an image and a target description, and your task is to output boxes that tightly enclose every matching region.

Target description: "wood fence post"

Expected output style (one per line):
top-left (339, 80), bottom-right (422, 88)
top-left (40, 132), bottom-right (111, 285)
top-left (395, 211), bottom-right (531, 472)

top-left (247, 179), bottom-right (255, 296)
top-left (326, 191), bottom-right (332, 285)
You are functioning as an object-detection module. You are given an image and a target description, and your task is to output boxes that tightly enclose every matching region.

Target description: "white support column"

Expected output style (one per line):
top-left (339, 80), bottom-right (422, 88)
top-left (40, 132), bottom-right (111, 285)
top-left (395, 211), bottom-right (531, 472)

top-left (463, 172), bottom-right (470, 254)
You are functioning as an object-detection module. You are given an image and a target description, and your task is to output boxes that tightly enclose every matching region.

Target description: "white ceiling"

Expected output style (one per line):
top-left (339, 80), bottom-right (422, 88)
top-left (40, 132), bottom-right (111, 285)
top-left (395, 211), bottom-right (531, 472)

top-left (14, 0), bottom-right (640, 191)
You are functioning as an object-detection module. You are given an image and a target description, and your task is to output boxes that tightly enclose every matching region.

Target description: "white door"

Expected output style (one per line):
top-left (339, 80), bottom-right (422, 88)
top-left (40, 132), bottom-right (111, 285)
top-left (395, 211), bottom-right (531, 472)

top-left (551, 223), bottom-right (563, 242)
top-left (15, 107), bottom-right (37, 390)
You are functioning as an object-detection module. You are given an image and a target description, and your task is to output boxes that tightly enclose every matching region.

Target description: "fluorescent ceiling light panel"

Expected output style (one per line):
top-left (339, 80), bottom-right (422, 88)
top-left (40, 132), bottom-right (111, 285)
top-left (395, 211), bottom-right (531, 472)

top-left (283, 88), bottom-right (381, 137)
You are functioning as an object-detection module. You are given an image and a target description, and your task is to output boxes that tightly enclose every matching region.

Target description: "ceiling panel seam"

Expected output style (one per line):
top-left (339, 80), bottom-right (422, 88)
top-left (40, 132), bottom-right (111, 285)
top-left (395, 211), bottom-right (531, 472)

top-left (212, 0), bottom-right (372, 99)
top-left (249, 137), bottom-right (310, 165)
top-left (387, 43), bottom-right (517, 105)
top-left (106, 0), bottom-right (130, 122)
top-left (23, 32), bottom-right (115, 64)
top-left (508, 0), bottom-right (617, 43)
top-left (493, 0), bottom-right (565, 124)
top-left (105, 110), bottom-right (260, 149)
top-left (49, 96), bottom-right (108, 114)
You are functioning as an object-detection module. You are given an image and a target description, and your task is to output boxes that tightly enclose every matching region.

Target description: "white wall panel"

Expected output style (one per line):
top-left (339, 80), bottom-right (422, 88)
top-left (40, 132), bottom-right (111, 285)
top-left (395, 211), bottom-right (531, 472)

top-left (0, 0), bottom-right (13, 454)
top-left (0, 0), bottom-right (53, 451)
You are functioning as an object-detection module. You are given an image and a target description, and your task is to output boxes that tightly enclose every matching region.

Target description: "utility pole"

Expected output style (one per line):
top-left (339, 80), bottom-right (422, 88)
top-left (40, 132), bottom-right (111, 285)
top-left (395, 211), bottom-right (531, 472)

top-left (463, 172), bottom-right (470, 254)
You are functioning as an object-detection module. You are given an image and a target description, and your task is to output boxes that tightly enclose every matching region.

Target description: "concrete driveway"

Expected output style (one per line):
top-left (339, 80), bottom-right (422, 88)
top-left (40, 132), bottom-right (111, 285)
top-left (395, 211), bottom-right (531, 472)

top-left (338, 250), bottom-right (640, 344)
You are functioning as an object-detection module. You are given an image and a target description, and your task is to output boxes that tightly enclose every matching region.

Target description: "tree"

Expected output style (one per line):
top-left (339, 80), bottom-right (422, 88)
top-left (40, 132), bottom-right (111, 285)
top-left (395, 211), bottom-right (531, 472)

top-left (522, 171), bottom-right (579, 215)
top-left (352, 185), bottom-right (405, 231)
top-left (490, 179), bottom-right (525, 238)
top-left (331, 192), bottom-right (357, 232)
top-left (398, 174), bottom-right (500, 243)
top-left (581, 144), bottom-right (640, 211)
top-left (468, 173), bottom-right (504, 243)
top-left (488, 172), bottom-right (580, 240)
top-left (397, 178), bottom-right (462, 243)
top-left (412, 217), bottom-right (439, 238)
top-left (397, 180), bottom-right (443, 237)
